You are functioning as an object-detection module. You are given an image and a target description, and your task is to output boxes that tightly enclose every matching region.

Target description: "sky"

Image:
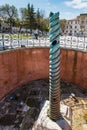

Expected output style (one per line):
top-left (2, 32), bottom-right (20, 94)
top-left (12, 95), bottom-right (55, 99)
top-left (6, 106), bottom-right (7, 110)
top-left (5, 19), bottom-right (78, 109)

top-left (1, 0), bottom-right (87, 19)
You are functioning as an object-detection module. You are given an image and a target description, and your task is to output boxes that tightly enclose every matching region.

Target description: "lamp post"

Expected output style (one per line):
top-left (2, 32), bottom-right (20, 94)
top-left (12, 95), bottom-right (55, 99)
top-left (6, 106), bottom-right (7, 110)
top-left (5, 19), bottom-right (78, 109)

top-left (49, 12), bottom-right (60, 121)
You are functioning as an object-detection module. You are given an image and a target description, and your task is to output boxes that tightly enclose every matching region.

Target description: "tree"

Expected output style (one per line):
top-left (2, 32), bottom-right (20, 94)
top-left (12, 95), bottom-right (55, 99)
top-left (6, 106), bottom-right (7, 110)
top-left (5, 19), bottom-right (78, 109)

top-left (42, 18), bottom-right (49, 32)
top-left (29, 4), bottom-right (36, 33)
top-left (20, 8), bottom-right (28, 20)
top-left (36, 9), bottom-right (49, 33)
top-left (20, 3), bottom-right (36, 34)
top-left (39, 10), bottom-right (49, 33)
top-left (20, 3), bottom-right (49, 34)
top-left (0, 4), bottom-right (18, 33)
top-left (36, 8), bottom-right (41, 30)
top-left (60, 19), bottom-right (66, 34)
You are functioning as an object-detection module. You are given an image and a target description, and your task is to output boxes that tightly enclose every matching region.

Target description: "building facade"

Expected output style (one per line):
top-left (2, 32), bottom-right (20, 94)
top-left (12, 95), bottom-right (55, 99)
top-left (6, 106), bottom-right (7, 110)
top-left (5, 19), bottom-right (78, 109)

top-left (64, 14), bottom-right (87, 36)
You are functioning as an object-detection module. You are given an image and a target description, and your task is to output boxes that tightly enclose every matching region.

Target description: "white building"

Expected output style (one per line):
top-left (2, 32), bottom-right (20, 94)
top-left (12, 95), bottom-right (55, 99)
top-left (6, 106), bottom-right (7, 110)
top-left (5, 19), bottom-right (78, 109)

top-left (64, 14), bottom-right (87, 36)
top-left (77, 14), bottom-right (87, 36)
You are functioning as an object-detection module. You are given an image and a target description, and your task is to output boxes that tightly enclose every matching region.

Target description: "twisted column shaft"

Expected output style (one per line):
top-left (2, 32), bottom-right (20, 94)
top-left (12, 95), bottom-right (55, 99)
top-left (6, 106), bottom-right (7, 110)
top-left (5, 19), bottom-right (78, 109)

top-left (49, 12), bottom-right (60, 121)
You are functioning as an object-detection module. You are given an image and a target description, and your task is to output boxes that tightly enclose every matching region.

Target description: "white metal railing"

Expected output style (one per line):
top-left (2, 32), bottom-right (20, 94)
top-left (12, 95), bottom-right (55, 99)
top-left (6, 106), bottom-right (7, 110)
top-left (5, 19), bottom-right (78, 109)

top-left (0, 34), bottom-right (50, 50)
top-left (60, 36), bottom-right (87, 51)
top-left (0, 34), bottom-right (87, 51)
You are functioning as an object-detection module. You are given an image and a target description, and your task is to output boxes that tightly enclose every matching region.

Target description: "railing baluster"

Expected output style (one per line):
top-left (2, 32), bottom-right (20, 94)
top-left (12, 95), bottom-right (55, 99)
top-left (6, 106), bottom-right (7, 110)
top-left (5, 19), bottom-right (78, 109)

top-left (2, 34), bottom-right (5, 50)
top-left (0, 33), bottom-right (87, 51)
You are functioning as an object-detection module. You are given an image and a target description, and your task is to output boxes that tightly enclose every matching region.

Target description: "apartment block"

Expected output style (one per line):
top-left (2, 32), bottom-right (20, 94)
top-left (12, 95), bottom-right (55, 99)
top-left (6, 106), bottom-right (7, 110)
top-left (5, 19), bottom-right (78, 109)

top-left (64, 14), bottom-right (87, 36)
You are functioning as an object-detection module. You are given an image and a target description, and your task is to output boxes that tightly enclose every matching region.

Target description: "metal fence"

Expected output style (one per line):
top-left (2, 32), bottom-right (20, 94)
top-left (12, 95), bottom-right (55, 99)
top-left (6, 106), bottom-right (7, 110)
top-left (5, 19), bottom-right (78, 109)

top-left (0, 33), bottom-right (49, 50)
top-left (60, 36), bottom-right (87, 51)
top-left (0, 34), bottom-right (87, 51)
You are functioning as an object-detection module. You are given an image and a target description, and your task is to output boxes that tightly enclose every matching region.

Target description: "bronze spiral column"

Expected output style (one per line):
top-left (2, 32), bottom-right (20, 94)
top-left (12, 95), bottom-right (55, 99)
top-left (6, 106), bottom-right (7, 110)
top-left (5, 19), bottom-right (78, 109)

top-left (49, 12), bottom-right (60, 121)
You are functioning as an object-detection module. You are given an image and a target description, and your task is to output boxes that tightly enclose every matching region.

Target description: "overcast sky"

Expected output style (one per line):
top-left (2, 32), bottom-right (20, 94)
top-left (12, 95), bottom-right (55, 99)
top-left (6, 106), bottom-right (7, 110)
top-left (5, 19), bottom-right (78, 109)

top-left (0, 0), bottom-right (87, 19)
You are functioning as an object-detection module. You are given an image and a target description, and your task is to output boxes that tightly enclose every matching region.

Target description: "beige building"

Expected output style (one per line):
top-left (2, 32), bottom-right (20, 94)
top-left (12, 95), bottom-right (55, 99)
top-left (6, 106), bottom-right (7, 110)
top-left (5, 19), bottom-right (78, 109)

top-left (64, 14), bottom-right (87, 36)
top-left (77, 14), bottom-right (87, 36)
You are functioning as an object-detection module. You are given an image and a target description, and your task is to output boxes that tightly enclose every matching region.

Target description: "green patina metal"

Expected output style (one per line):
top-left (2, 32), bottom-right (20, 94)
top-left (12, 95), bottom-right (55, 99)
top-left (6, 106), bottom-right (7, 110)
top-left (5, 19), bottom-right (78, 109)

top-left (49, 12), bottom-right (60, 121)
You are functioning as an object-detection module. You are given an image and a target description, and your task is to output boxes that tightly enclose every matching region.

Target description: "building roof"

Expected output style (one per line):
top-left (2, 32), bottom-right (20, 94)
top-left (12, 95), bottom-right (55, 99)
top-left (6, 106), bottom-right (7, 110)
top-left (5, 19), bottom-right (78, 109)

top-left (80, 13), bottom-right (87, 16)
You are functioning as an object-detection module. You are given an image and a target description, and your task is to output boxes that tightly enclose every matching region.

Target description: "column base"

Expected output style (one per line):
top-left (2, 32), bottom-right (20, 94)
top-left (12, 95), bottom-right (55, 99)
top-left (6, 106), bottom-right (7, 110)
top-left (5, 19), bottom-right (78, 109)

top-left (33, 100), bottom-right (72, 130)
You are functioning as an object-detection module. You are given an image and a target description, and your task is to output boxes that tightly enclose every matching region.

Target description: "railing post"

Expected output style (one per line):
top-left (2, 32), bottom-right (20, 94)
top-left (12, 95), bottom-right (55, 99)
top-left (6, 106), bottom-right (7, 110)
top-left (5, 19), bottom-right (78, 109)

top-left (18, 33), bottom-right (20, 47)
top-left (27, 33), bottom-right (28, 47)
top-left (84, 36), bottom-right (86, 51)
top-left (77, 36), bottom-right (78, 49)
top-left (2, 34), bottom-right (5, 50)
top-left (49, 12), bottom-right (61, 121)
top-left (10, 34), bottom-right (13, 48)
top-left (71, 36), bottom-right (72, 48)
top-left (64, 36), bottom-right (66, 47)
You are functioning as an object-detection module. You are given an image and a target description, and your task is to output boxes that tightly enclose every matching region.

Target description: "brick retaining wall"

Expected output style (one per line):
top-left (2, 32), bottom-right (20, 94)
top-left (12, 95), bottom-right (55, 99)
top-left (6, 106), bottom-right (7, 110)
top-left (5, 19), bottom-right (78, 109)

top-left (0, 48), bottom-right (87, 99)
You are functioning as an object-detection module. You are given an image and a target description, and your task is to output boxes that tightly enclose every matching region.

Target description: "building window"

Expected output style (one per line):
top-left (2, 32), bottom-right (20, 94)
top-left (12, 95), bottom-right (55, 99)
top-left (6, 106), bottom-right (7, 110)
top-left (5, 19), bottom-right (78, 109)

top-left (81, 26), bottom-right (84, 29)
top-left (69, 30), bottom-right (72, 35)
top-left (81, 21), bottom-right (84, 24)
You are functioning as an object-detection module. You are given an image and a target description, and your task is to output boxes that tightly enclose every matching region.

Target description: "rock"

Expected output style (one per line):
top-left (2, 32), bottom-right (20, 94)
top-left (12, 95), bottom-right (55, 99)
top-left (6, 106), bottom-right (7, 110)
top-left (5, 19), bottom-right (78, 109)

top-left (22, 105), bottom-right (29, 112)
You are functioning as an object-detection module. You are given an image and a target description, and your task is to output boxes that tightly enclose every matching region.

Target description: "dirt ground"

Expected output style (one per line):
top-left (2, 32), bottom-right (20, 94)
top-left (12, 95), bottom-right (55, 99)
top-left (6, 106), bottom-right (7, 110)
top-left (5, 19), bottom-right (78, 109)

top-left (0, 79), bottom-right (87, 130)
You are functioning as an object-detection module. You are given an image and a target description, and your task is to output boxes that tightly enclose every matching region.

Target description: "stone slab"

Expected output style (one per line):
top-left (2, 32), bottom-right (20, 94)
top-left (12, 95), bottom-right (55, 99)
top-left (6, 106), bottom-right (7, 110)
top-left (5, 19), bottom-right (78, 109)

top-left (33, 101), bottom-right (72, 130)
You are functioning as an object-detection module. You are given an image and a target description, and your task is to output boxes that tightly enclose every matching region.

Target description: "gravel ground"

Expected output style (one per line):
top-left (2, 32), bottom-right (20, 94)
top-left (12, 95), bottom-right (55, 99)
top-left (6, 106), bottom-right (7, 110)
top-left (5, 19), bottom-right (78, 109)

top-left (0, 79), bottom-right (87, 130)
